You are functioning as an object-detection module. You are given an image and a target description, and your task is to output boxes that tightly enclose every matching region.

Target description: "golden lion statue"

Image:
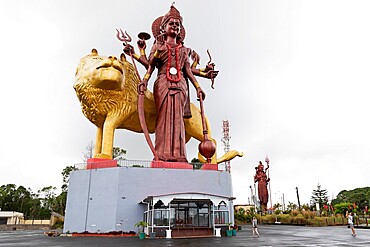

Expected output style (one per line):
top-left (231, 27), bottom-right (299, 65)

top-left (74, 49), bottom-right (243, 163)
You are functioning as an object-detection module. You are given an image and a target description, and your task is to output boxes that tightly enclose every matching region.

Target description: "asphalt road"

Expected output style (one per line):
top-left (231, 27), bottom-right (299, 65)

top-left (0, 224), bottom-right (368, 246)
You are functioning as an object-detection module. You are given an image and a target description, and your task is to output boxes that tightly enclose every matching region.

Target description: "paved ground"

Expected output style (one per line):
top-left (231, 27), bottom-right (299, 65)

top-left (0, 224), bottom-right (368, 246)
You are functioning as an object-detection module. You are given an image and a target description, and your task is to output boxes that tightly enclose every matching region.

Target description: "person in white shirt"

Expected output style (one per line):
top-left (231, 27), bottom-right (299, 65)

top-left (346, 211), bottom-right (356, 237)
top-left (252, 217), bottom-right (260, 237)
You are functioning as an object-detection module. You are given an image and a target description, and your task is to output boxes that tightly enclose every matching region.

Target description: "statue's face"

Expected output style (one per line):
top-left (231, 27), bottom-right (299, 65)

top-left (164, 17), bottom-right (181, 37)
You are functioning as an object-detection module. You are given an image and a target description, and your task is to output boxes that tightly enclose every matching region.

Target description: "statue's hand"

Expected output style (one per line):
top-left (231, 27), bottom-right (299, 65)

top-left (137, 39), bottom-right (146, 50)
top-left (197, 87), bottom-right (206, 101)
top-left (138, 79), bottom-right (148, 94)
top-left (206, 70), bottom-right (219, 79)
top-left (191, 50), bottom-right (200, 64)
top-left (123, 44), bottom-right (135, 56)
top-left (204, 64), bottom-right (213, 72)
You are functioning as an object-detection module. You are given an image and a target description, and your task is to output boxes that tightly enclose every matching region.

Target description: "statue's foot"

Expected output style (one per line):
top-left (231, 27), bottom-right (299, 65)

top-left (93, 153), bottom-right (112, 159)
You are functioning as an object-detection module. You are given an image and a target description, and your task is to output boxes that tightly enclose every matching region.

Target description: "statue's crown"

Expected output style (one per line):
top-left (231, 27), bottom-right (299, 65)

top-left (161, 6), bottom-right (182, 26)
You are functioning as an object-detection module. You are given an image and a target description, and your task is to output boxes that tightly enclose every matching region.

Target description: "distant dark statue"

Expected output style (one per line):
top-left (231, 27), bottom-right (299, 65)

top-left (254, 161), bottom-right (270, 211)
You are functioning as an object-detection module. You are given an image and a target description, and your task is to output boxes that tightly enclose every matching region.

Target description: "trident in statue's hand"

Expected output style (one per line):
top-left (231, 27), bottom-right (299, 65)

top-left (116, 29), bottom-right (132, 46)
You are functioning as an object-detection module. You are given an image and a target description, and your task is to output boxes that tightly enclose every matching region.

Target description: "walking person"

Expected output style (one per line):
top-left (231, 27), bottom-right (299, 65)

top-left (252, 216), bottom-right (260, 237)
top-left (346, 211), bottom-right (356, 237)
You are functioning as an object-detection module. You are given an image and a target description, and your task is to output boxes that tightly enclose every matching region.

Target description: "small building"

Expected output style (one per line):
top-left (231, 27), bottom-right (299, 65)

top-left (0, 211), bottom-right (24, 225)
top-left (64, 161), bottom-right (235, 237)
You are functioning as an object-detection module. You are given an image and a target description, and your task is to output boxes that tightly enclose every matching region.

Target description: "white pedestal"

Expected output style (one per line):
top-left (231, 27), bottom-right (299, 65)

top-left (215, 228), bottom-right (221, 237)
top-left (166, 229), bottom-right (172, 238)
top-left (64, 167), bottom-right (233, 234)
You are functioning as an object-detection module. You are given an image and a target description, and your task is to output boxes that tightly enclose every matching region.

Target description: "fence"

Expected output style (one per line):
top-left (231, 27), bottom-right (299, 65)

top-left (74, 160), bottom-right (206, 170)
top-left (356, 215), bottom-right (370, 226)
top-left (23, 219), bottom-right (51, 225)
top-left (74, 159), bottom-right (153, 169)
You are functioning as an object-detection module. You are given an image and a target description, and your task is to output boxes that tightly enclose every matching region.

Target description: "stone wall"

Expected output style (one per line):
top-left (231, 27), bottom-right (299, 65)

top-left (0, 224), bottom-right (50, 231)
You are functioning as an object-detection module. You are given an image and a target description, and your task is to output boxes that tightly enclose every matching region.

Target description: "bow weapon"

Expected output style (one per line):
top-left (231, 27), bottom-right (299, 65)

top-left (116, 29), bottom-right (158, 161)
top-left (206, 49), bottom-right (217, 89)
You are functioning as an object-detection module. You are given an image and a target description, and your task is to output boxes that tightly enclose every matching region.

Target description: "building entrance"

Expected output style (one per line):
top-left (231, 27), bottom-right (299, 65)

top-left (171, 200), bottom-right (210, 227)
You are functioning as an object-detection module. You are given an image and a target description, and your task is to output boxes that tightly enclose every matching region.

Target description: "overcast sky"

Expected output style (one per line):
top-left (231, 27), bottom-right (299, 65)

top-left (1, 0), bottom-right (369, 207)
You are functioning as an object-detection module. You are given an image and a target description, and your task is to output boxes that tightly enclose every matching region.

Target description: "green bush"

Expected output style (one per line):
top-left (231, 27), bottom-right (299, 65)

top-left (52, 218), bottom-right (64, 229)
top-left (291, 210), bottom-right (299, 217)
top-left (259, 211), bottom-right (348, 227)
top-left (291, 215), bottom-right (306, 225)
top-left (260, 214), bottom-right (276, 224)
top-left (274, 209), bottom-right (282, 215)
top-left (333, 202), bottom-right (353, 216)
top-left (277, 214), bottom-right (291, 223)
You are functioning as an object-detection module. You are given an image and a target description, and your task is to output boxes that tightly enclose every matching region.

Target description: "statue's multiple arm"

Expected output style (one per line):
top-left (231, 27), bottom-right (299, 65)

top-left (190, 50), bottom-right (219, 80)
top-left (184, 59), bottom-right (206, 100)
top-left (123, 40), bottom-right (149, 69)
top-left (137, 42), bottom-right (163, 94)
top-left (125, 41), bottom-right (218, 88)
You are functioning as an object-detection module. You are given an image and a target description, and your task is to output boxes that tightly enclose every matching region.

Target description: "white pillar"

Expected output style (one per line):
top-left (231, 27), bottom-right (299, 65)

top-left (215, 228), bottom-right (221, 237)
top-left (166, 229), bottom-right (172, 238)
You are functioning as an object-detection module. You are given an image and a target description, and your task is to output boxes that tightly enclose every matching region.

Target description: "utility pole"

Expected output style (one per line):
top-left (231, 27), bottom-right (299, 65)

top-left (296, 187), bottom-right (301, 210)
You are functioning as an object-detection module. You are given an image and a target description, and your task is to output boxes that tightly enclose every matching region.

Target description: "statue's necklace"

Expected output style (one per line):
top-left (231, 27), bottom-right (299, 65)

top-left (166, 43), bottom-right (182, 82)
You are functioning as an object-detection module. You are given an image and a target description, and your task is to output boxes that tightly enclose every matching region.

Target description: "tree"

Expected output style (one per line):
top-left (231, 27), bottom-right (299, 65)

top-left (61, 165), bottom-right (78, 192)
top-left (112, 146), bottom-right (126, 160)
top-left (0, 184), bottom-right (47, 219)
top-left (273, 203), bottom-right (282, 211)
top-left (53, 192), bottom-right (67, 216)
top-left (301, 203), bottom-right (311, 211)
top-left (311, 183), bottom-right (329, 216)
top-left (38, 186), bottom-right (56, 215)
top-left (286, 201), bottom-right (298, 213)
top-left (333, 202), bottom-right (353, 216)
top-left (58, 165), bottom-right (78, 216)
top-left (190, 158), bottom-right (203, 169)
top-left (191, 158), bottom-right (200, 163)
top-left (0, 184), bottom-right (34, 215)
top-left (13, 186), bottom-right (32, 215)
top-left (332, 187), bottom-right (370, 210)
top-left (82, 140), bottom-right (94, 162)
top-left (0, 184), bottom-right (17, 211)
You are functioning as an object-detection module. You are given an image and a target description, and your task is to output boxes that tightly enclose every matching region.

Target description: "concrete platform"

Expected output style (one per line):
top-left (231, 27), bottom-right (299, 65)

top-left (64, 166), bottom-right (234, 234)
top-left (1, 224), bottom-right (369, 246)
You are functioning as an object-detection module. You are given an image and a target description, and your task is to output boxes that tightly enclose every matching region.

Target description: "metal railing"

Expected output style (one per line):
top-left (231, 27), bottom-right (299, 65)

top-left (73, 160), bottom-right (214, 170)
top-left (118, 159), bottom-right (152, 168)
top-left (74, 159), bottom-right (151, 169)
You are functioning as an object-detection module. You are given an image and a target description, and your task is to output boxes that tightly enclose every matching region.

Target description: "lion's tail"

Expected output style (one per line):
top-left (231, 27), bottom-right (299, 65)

top-left (197, 117), bottom-right (244, 164)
